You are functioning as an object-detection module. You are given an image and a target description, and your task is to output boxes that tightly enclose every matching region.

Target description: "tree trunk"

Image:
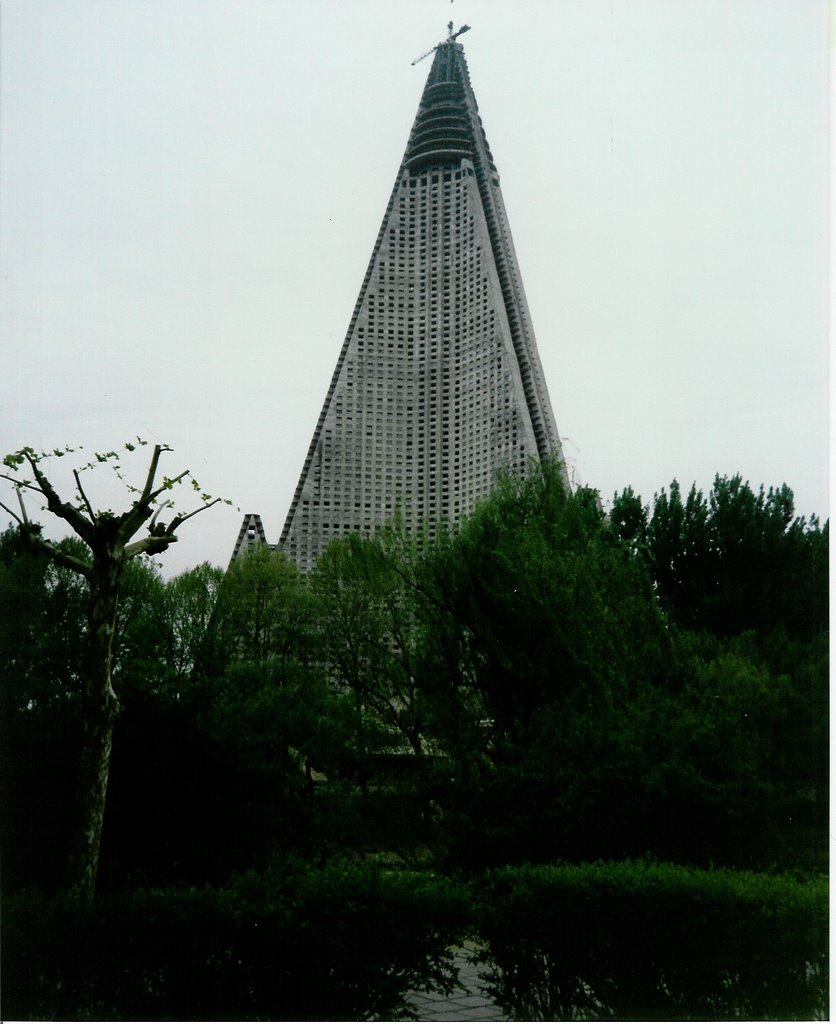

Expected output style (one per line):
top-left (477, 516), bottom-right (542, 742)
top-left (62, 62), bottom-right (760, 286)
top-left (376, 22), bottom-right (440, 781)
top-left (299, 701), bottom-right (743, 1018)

top-left (407, 729), bottom-right (424, 756)
top-left (66, 560), bottom-right (122, 898)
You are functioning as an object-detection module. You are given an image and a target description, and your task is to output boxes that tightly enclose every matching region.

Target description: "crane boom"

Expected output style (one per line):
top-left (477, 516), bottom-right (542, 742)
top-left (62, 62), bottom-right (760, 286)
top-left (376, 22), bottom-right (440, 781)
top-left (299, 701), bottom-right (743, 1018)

top-left (411, 23), bottom-right (471, 65)
top-left (411, 43), bottom-right (438, 66)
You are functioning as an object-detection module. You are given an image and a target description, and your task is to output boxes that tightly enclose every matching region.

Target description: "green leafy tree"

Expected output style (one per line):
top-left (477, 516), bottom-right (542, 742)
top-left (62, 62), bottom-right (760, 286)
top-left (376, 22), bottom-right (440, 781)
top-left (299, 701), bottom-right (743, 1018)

top-left (413, 462), bottom-right (673, 866)
top-left (705, 475), bottom-right (827, 638)
top-left (0, 528), bottom-right (89, 714)
top-left (216, 545), bottom-right (313, 671)
top-left (628, 474), bottom-right (827, 640)
top-left (421, 462), bottom-right (667, 752)
top-left (609, 484), bottom-right (649, 558)
top-left (313, 528), bottom-right (429, 757)
top-left (162, 562), bottom-right (227, 683)
top-left (202, 546), bottom-right (352, 859)
top-left (643, 480), bottom-right (713, 629)
top-left (0, 442), bottom-right (225, 897)
top-left (111, 557), bottom-right (171, 696)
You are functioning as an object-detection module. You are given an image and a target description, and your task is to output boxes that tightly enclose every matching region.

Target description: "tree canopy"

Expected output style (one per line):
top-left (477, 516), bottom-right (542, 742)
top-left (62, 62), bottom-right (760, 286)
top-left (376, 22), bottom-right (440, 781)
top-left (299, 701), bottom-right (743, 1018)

top-left (0, 460), bottom-right (828, 890)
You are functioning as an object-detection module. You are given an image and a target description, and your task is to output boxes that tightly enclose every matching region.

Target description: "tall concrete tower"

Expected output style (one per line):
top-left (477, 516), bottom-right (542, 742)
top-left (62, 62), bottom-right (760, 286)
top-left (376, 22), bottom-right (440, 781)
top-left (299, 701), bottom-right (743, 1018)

top-left (273, 29), bottom-right (568, 571)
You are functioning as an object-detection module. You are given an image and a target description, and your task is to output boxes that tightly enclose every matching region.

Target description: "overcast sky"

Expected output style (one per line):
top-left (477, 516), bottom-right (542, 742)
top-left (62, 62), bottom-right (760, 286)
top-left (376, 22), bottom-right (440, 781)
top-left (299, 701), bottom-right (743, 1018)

top-left (2, 0), bottom-right (829, 576)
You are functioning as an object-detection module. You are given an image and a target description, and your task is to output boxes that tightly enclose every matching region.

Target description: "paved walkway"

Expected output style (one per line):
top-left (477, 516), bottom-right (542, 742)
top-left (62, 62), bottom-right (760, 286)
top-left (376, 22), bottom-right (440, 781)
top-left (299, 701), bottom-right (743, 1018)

top-left (401, 944), bottom-right (509, 1022)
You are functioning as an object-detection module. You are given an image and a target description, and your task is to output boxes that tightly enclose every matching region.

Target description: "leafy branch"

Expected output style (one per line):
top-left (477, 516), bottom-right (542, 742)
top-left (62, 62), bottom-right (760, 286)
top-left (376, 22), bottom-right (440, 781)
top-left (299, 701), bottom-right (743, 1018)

top-left (1, 439), bottom-right (234, 569)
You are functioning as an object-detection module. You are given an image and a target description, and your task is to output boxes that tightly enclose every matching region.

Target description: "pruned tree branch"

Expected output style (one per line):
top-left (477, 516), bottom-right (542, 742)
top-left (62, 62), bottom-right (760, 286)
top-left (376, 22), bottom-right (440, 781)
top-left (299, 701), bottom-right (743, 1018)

top-left (16, 488), bottom-right (29, 524)
top-left (123, 534), bottom-right (179, 560)
top-left (73, 469), bottom-right (97, 522)
top-left (4, 442), bottom-right (232, 566)
top-left (168, 497), bottom-right (221, 532)
top-left (123, 497), bottom-right (221, 560)
top-left (147, 470), bottom-right (189, 506)
top-left (138, 443), bottom-right (170, 504)
top-left (23, 451), bottom-right (96, 545)
top-left (148, 501), bottom-right (169, 531)
top-left (0, 472), bottom-right (46, 497)
top-left (29, 535), bottom-right (94, 578)
top-left (120, 447), bottom-right (189, 539)
top-left (0, 499), bottom-right (24, 526)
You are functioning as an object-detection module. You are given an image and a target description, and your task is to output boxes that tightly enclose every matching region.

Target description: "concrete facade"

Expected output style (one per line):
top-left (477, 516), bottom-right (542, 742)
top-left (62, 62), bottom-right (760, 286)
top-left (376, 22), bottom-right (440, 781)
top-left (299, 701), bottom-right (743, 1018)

top-left (234, 37), bottom-right (568, 569)
top-left (231, 513), bottom-right (273, 562)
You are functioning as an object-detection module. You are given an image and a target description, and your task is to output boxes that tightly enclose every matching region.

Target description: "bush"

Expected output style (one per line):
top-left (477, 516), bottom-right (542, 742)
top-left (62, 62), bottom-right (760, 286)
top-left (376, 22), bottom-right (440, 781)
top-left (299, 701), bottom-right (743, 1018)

top-left (2, 859), bottom-right (470, 1021)
top-left (472, 861), bottom-right (828, 1020)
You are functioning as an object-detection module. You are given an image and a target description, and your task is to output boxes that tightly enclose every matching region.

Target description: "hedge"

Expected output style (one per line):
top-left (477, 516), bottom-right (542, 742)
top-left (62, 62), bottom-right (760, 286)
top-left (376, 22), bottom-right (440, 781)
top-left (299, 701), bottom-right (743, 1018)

top-left (2, 858), bottom-right (470, 1021)
top-left (472, 860), bottom-right (828, 1020)
top-left (4, 858), bottom-right (827, 1020)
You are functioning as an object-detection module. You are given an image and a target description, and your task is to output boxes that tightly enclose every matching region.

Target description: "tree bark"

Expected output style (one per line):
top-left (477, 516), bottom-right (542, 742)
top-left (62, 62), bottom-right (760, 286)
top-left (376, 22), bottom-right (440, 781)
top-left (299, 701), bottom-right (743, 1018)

top-left (66, 559), bottom-right (122, 899)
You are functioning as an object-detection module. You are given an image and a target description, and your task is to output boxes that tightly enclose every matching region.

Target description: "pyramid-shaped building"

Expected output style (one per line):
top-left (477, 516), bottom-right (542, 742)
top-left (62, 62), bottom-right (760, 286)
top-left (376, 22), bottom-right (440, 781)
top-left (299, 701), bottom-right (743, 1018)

top-left (264, 29), bottom-right (568, 571)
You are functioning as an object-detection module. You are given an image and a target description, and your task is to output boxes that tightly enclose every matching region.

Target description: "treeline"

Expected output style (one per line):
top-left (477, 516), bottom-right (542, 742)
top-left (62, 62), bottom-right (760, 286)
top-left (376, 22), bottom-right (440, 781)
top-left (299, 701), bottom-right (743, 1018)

top-left (0, 463), bottom-right (828, 891)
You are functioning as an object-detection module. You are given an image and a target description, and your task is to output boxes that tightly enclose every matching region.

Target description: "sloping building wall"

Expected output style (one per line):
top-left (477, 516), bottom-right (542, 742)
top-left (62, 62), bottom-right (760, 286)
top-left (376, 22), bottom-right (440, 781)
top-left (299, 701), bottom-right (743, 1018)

top-left (277, 38), bottom-right (568, 572)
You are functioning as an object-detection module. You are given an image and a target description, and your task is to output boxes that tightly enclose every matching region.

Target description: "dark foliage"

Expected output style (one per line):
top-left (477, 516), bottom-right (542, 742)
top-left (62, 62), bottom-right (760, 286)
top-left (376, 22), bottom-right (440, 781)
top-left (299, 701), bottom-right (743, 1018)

top-left (0, 531), bottom-right (86, 889)
top-left (612, 474), bottom-right (828, 639)
top-left (473, 861), bottom-right (828, 1020)
top-left (410, 466), bottom-right (827, 872)
top-left (1, 860), bottom-right (470, 1021)
top-left (0, 464), bottom-right (828, 889)
top-left (0, 460), bottom-right (828, 1022)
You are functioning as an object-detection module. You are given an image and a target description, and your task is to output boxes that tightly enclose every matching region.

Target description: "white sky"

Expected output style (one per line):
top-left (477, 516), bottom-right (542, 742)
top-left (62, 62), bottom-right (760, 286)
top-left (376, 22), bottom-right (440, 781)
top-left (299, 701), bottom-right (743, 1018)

top-left (1, 0), bottom-right (829, 576)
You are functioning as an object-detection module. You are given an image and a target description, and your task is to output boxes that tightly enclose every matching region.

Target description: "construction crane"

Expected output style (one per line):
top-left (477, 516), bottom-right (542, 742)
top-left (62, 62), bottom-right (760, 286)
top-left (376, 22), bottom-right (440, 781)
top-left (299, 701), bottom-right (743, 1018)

top-left (411, 21), bottom-right (471, 65)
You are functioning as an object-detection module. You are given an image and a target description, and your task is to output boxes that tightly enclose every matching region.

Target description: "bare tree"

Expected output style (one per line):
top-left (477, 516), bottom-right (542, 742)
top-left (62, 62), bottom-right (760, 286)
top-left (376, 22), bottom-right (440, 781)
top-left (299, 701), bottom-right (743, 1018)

top-left (1, 440), bottom-right (226, 897)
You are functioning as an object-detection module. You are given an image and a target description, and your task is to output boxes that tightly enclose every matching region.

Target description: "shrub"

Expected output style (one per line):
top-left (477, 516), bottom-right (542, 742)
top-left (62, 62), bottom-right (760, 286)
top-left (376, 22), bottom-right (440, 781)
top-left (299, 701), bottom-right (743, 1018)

top-left (2, 859), bottom-right (470, 1021)
top-left (472, 861), bottom-right (828, 1020)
